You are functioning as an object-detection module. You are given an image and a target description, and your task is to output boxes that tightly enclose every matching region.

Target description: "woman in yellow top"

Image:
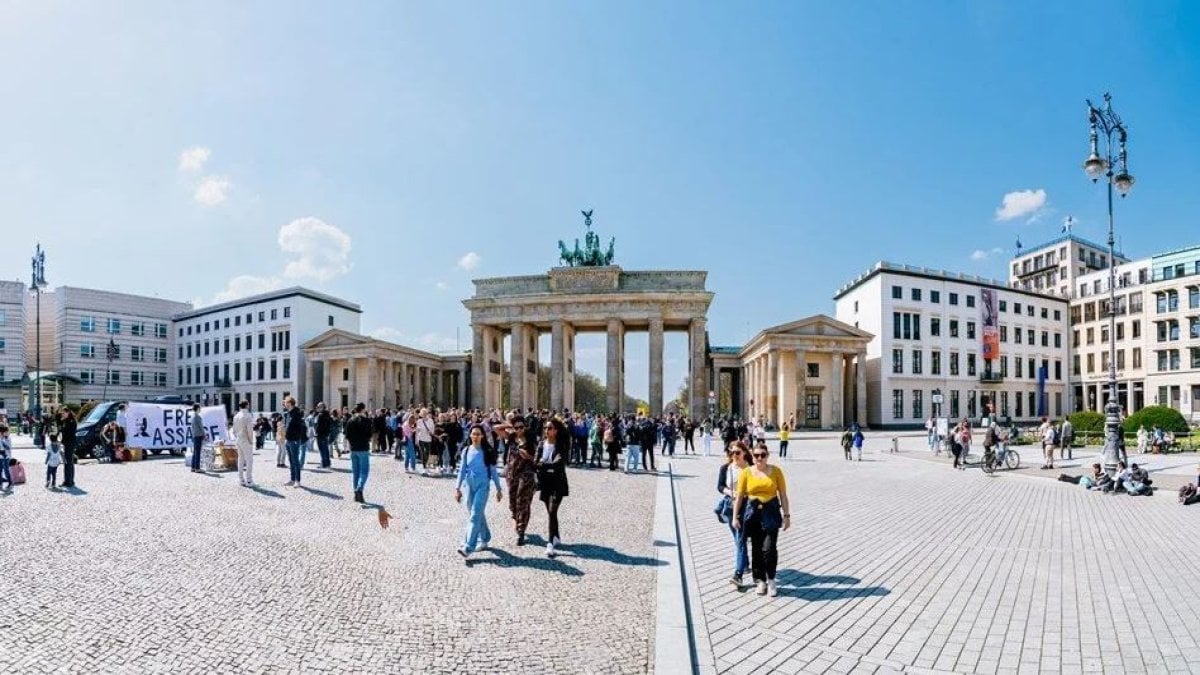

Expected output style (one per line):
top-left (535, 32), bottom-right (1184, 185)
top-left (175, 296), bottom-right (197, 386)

top-left (778, 423), bottom-right (790, 459)
top-left (732, 443), bottom-right (791, 596)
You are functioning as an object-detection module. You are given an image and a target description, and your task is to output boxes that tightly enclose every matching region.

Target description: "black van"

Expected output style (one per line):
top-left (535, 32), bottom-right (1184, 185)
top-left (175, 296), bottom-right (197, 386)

top-left (75, 399), bottom-right (188, 458)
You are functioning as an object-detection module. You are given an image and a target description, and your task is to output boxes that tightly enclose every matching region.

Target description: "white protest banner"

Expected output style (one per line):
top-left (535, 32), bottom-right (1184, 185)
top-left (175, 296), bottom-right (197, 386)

top-left (124, 403), bottom-right (229, 449)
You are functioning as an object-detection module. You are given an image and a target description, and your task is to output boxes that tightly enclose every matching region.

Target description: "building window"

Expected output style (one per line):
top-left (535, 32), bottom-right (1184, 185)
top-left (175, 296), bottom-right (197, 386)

top-left (1001, 356), bottom-right (1009, 377)
top-left (283, 306), bottom-right (291, 318)
top-left (912, 350), bottom-right (923, 374)
top-left (806, 363), bottom-right (819, 378)
top-left (892, 390), bottom-right (904, 419)
top-left (931, 318), bottom-right (941, 337)
top-left (1054, 333), bottom-right (1062, 348)
top-left (234, 362), bottom-right (241, 382)
top-left (259, 311), bottom-right (265, 322)
top-left (967, 322), bottom-right (976, 340)
top-left (892, 285), bottom-right (902, 299)
top-left (328, 315), bottom-right (335, 327)
top-left (107, 370), bottom-right (120, 386)
top-left (130, 322), bottom-right (144, 337)
top-left (966, 295), bottom-right (976, 308)
top-left (270, 359), bottom-right (278, 380)
top-left (81, 316), bottom-right (96, 332)
top-left (949, 352), bottom-right (960, 376)
top-left (949, 293), bottom-right (959, 306)
top-left (80, 370), bottom-right (95, 384)
top-left (949, 320), bottom-right (959, 338)
top-left (892, 349), bottom-right (903, 374)
top-left (1041, 331), bottom-right (1049, 347)
top-left (271, 309), bottom-right (278, 320)
top-left (282, 358), bottom-right (291, 379)
top-left (911, 288), bottom-right (922, 301)
top-left (931, 350), bottom-right (941, 375)
top-left (258, 361), bottom-right (265, 380)
top-left (1026, 329), bottom-right (1034, 344)
top-left (1013, 302), bottom-right (1022, 315)
top-left (343, 368), bottom-right (350, 381)
top-left (156, 348), bottom-right (167, 363)
top-left (968, 390), bottom-right (977, 419)
top-left (950, 390), bottom-right (960, 418)
top-left (912, 390), bottom-right (923, 419)
top-left (130, 371), bottom-right (144, 387)
top-left (967, 353), bottom-right (976, 377)
top-left (130, 346), bottom-right (143, 362)
top-left (258, 333), bottom-right (265, 350)
top-left (80, 343), bottom-right (95, 359)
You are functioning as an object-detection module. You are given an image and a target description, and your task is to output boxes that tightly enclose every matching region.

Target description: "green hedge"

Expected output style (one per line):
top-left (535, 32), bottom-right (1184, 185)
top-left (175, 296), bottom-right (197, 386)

top-left (1123, 405), bottom-right (1189, 433)
top-left (1067, 411), bottom-right (1105, 433)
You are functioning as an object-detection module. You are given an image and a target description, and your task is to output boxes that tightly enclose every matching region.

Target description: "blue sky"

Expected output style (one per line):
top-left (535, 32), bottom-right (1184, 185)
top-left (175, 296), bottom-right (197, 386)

top-left (2, 2), bottom-right (1198, 399)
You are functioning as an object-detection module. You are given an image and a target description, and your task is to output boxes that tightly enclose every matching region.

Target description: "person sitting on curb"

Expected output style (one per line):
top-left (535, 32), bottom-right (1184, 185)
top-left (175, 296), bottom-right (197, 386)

top-left (1122, 463), bottom-right (1153, 495)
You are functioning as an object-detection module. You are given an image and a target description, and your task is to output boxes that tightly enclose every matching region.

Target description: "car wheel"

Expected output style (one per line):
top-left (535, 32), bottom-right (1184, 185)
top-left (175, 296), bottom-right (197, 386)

top-left (149, 448), bottom-right (163, 456)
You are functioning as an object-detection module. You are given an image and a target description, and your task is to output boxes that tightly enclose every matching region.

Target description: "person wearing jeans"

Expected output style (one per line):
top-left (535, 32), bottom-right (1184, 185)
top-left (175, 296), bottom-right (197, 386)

top-left (455, 424), bottom-right (504, 558)
top-left (343, 403), bottom-right (373, 503)
top-left (732, 446), bottom-right (791, 597)
top-left (282, 396), bottom-right (307, 487)
top-left (314, 403), bottom-right (332, 468)
top-left (718, 442), bottom-right (751, 587)
top-left (189, 403), bottom-right (206, 473)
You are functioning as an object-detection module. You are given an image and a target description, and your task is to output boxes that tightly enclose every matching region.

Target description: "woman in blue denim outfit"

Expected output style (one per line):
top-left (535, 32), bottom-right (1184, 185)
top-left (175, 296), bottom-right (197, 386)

top-left (455, 424), bottom-right (503, 559)
top-left (718, 441), bottom-right (751, 587)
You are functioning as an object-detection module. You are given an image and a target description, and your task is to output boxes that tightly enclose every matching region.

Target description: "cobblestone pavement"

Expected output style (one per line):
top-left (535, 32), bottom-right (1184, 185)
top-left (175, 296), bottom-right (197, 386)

top-left (673, 434), bottom-right (1200, 675)
top-left (0, 440), bottom-right (658, 674)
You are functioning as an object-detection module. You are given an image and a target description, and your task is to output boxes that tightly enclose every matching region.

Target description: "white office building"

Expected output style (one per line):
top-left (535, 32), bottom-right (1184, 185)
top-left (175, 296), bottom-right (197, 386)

top-left (835, 262), bottom-right (1069, 428)
top-left (0, 281), bottom-right (28, 414)
top-left (172, 287), bottom-right (362, 414)
top-left (1066, 244), bottom-right (1200, 422)
top-left (26, 286), bottom-right (190, 406)
top-left (1009, 233), bottom-right (1129, 298)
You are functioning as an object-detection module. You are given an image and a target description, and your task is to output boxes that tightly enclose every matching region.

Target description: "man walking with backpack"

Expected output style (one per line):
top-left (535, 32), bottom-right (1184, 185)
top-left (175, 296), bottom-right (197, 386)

top-left (1061, 417), bottom-right (1075, 460)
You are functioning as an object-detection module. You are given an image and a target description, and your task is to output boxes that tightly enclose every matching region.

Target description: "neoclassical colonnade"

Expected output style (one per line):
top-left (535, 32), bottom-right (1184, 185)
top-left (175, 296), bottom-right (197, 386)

top-left (301, 329), bottom-right (468, 410)
top-left (720, 316), bottom-right (872, 429)
top-left (465, 266), bottom-right (714, 415)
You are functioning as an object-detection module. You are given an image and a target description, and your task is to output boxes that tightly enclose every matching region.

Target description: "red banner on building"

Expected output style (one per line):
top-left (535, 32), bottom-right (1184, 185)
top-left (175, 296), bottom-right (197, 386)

top-left (981, 288), bottom-right (1000, 361)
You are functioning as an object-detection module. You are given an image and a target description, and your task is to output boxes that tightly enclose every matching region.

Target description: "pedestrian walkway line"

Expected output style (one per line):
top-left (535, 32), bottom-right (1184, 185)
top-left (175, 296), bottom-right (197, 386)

top-left (655, 462), bottom-right (701, 675)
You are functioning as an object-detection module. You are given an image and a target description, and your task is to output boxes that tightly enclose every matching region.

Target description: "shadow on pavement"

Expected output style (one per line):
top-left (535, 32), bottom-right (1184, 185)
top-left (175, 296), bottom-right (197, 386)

top-left (556, 543), bottom-right (666, 567)
top-left (60, 486), bottom-right (89, 496)
top-left (249, 485), bottom-right (285, 499)
top-left (466, 548), bottom-right (584, 576)
top-left (775, 568), bottom-right (888, 601)
top-left (297, 485), bottom-right (344, 500)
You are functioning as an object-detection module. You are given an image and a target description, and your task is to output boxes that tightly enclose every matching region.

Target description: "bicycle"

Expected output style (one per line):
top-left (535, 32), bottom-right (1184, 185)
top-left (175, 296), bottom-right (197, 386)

top-left (980, 444), bottom-right (1020, 474)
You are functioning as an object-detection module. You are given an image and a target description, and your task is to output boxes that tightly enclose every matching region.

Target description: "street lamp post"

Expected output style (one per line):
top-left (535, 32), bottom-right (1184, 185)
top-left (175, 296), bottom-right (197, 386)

top-left (30, 245), bottom-right (47, 448)
top-left (102, 338), bottom-right (118, 401)
top-left (1082, 92), bottom-right (1134, 475)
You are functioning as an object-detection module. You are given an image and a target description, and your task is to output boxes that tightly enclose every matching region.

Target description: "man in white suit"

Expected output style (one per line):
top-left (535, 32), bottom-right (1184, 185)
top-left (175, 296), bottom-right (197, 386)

top-left (232, 400), bottom-right (256, 487)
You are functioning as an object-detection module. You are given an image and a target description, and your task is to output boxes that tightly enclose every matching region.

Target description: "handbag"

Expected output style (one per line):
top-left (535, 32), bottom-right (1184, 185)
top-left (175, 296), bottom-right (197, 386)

top-left (713, 495), bottom-right (733, 523)
top-left (10, 460), bottom-right (26, 485)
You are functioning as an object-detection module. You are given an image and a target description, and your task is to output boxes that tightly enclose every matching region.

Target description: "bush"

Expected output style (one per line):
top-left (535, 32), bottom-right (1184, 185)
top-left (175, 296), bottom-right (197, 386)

top-left (1123, 406), bottom-right (1189, 434)
top-left (1067, 411), bottom-right (1105, 433)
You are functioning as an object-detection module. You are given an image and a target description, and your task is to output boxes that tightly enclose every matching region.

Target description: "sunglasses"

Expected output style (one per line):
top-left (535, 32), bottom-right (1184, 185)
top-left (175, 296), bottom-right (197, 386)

top-left (752, 452), bottom-right (768, 459)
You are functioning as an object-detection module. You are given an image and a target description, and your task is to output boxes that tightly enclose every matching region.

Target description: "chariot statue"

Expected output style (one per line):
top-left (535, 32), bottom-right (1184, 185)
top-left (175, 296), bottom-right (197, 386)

top-left (558, 209), bottom-right (616, 267)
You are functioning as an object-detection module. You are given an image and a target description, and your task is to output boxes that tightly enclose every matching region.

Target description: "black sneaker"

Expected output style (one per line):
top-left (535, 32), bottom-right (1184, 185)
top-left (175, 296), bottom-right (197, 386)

top-left (517, 533), bottom-right (526, 546)
top-left (730, 574), bottom-right (743, 588)
top-left (354, 490), bottom-right (364, 503)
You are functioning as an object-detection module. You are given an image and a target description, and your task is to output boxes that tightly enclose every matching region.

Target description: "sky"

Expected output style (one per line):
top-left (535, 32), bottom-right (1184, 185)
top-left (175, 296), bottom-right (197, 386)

top-left (2, 2), bottom-right (1198, 399)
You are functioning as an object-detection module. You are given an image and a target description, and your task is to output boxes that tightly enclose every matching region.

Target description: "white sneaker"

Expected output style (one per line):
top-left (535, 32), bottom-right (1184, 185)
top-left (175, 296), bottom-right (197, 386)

top-left (546, 543), bottom-right (556, 558)
top-left (552, 536), bottom-right (561, 547)
top-left (756, 581), bottom-right (767, 596)
top-left (767, 580), bottom-right (778, 597)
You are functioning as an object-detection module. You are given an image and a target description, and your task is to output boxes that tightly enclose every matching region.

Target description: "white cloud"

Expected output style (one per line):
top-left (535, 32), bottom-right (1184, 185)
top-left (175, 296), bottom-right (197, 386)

top-left (457, 251), bottom-right (481, 271)
top-left (435, 281), bottom-right (449, 291)
top-left (201, 217), bottom-right (353, 305)
top-left (178, 146), bottom-right (211, 172)
top-left (964, 246), bottom-right (1003, 258)
top-left (369, 327), bottom-right (460, 353)
top-left (995, 189), bottom-right (1047, 222)
top-left (194, 175), bottom-right (231, 206)
top-left (280, 217), bottom-right (352, 281)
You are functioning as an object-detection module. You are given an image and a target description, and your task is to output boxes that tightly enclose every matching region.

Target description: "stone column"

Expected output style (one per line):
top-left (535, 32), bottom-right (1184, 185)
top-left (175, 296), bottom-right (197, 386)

top-left (606, 319), bottom-right (624, 414)
top-left (795, 349), bottom-right (807, 426)
top-left (525, 328), bottom-right (540, 411)
top-left (856, 350), bottom-right (868, 427)
top-left (348, 358), bottom-right (359, 408)
top-left (323, 358), bottom-right (334, 409)
top-left (304, 358), bottom-right (315, 407)
top-left (649, 317), bottom-right (664, 416)
top-left (471, 326), bottom-right (485, 410)
top-left (831, 351), bottom-right (844, 429)
top-left (563, 323), bottom-right (576, 412)
top-left (689, 317), bottom-right (707, 418)
top-left (778, 350), bottom-right (797, 428)
top-left (766, 349), bottom-right (779, 424)
top-left (550, 320), bottom-right (565, 410)
top-left (365, 356), bottom-right (377, 409)
top-left (510, 323), bottom-right (526, 411)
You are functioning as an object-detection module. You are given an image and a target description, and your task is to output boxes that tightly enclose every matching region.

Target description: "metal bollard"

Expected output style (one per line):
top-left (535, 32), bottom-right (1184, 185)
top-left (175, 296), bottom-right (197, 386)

top-left (891, 437), bottom-right (899, 454)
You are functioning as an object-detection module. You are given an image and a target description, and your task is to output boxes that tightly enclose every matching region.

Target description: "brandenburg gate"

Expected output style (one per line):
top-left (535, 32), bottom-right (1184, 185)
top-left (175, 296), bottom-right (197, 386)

top-left (463, 213), bottom-right (713, 415)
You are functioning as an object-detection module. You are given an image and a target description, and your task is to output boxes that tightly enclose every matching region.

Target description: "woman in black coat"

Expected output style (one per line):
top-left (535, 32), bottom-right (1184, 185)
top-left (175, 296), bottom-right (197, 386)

top-left (536, 417), bottom-right (571, 558)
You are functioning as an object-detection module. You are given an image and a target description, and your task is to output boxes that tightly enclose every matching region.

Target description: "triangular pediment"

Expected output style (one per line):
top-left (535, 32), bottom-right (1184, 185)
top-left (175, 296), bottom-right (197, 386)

top-left (761, 314), bottom-right (871, 340)
top-left (301, 328), bottom-right (373, 350)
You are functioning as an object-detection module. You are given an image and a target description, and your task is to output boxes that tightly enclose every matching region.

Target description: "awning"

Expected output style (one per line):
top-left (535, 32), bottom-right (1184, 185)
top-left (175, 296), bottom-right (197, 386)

top-left (22, 370), bottom-right (84, 384)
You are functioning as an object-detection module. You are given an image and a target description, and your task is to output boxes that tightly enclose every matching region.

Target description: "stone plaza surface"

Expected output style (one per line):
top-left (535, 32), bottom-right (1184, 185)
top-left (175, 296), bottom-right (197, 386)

top-left (0, 440), bottom-right (658, 674)
top-left (673, 434), bottom-right (1200, 675)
